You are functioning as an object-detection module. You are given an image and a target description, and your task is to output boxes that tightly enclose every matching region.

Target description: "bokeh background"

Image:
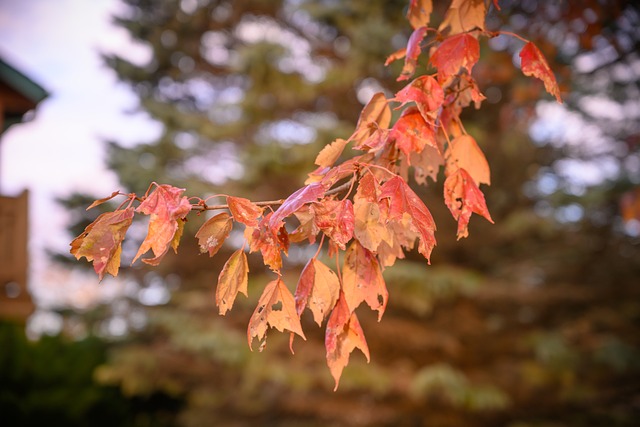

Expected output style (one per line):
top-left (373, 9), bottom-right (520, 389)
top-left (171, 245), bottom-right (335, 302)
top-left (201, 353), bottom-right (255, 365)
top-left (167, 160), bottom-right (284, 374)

top-left (1, 0), bottom-right (639, 426)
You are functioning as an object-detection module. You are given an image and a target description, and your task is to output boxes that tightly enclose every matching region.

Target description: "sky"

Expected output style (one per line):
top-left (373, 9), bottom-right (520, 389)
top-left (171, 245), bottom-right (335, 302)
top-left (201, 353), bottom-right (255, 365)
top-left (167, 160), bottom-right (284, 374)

top-left (0, 0), bottom-right (160, 317)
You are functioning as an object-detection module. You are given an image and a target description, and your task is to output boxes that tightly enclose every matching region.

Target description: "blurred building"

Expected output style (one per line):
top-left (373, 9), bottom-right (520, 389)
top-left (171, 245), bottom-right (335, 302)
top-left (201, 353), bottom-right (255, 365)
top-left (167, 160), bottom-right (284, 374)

top-left (0, 57), bottom-right (48, 323)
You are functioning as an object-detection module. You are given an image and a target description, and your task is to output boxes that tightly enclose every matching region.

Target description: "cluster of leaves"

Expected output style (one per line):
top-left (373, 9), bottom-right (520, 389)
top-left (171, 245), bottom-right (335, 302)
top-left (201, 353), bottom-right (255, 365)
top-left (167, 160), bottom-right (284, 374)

top-left (71, 0), bottom-right (561, 389)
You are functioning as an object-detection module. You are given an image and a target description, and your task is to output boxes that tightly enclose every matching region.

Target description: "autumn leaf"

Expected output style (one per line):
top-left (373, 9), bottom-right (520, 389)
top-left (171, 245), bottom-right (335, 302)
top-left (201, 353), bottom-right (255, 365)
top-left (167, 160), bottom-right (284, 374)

top-left (438, 0), bottom-right (486, 35)
top-left (133, 184), bottom-right (192, 266)
top-left (390, 107), bottom-right (438, 162)
top-left (444, 168), bottom-right (494, 239)
top-left (430, 33), bottom-right (480, 84)
top-left (520, 41), bottom-right (562, 103)
top-left (315, 138), bottom-right (348, 168)
top-left (342, 241), bottom-right (388, 319)
top-left (294, 258), bottom-right (340, 326)
top-left (349, 93), bottom-right (391, 148)
top-left (70, 208), bottom-right (134, 281)
top-left (195, 212), bottom-right (233, 257)
top-left (407, 0), bottom-right (433, 29)
top-left (411, 145), bottom-right (444, 185)
top-left (379, 176), bottom-right (437, 261)
top-left (86, 191), bottom-right (121, 211)
top-left (395, 26), bottom-right (428, 81)
top-left (269, 182), bottom-right (326, 231)
top-left (446, 134), bottom-right (490, 185)
top-left (248, 213), bottom-right (290, 271)
top-left (394, 75), bottom-right (444, 121)
top-left (216, 249), bottom-right (249, 315)
top-left (312, 198), bottom-right (355, 250)
top-left (248, 277), bottom-right (306, 351)
top-left (325, 292), bottom-right (370, 391)
top-left (227, 196), bottom-right (263, 227)
top-left (288, 205), bottom-right (320, 244)
top-left (352, 173), bottom-right (388, 252)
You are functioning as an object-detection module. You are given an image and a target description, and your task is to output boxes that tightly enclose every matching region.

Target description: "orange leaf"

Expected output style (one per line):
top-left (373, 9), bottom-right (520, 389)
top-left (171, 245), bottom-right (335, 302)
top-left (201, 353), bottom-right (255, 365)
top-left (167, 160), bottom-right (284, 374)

top-left (294, 259), bottom-right (340, 326)
top-left (390, 107), bottom-right (438, 162)
top-left (379, 176), bottom-right (437, 261)
top-left (248, 277), bottom-right (306, 351)
top-left (195, 212), bottom-right (233, 257)
top-left (315, 138), bottom-right (348, 168)
top-left (349, 93), bottom-right (391, 147)
top-left (446, 134), bottom-right (490, 185)
top-left (248, 213), bottom-right (289, 271)
top-left (394, 75), bottom-right (444, 121)
top-left (312, 198), bottom-right (355, 250)
top-left (133, 184), bottom-right (192, 265)
top-left (325, 292), bottom-right (370, 391)
top-left (444, 168), bottom-right (494, 239)
top-left (411, 145), bottom-right (444, 185)
top-left (407, 0), bottom-right (433, 29)
top-left (342, 241), bottom-right (388, 319)
top-left (430, 33), bottom-right (479, 84)
top-left (216, 249), bottom-right (249, 315)
top-left (70, 208), bottom-right (134, 281)
top-left (438, 0), bottom-right (486, 35)
top-left (227, 196), bottom-right (263, 227)
top-left (520, 41), bottom-right (562, 103)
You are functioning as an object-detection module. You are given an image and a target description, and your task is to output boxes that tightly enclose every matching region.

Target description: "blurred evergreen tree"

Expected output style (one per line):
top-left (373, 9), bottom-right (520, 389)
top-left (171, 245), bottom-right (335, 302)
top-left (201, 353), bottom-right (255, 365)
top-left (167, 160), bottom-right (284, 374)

top-left (57, 0), bottom-right (640, 425)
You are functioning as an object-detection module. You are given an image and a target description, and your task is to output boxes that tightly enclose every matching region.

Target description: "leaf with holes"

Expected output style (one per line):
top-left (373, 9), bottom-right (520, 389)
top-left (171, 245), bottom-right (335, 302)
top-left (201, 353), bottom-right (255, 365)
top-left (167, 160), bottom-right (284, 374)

top-left (325, 292), bottom-right (370, 391)
top-left (216, 249), bottom-right (248, 315)
top-left (70, 208), bottom-right (134, 281)
top-left (444, 168), bottom-right (494, 239)
top-left (247, 213), bottom-right (290, 271)
top-left (248, 277), bottom-right (306, 351)
top-left (411, 145), bottom-right (444, 185)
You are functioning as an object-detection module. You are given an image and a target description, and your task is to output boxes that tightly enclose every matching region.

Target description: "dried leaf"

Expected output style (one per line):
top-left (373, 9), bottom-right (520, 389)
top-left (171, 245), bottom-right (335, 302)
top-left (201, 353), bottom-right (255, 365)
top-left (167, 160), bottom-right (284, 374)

top-left (444, 168), bottom-right (494, 239)
top-left (227, 196), bottom-right (263, 227)
top-left (315, 138), bottom-right (348, 168)
top-left (430, 33), bottom-right (480, 83)
top-left (411, 145), bottom-right (444, 185)
top-left (86, 191), bottom-right (120, 210)
top-left (216, 249), bottom-right (249, 315)
top-left (325, 292), bottom-right (370, 390)
top-left (248, 278), bottom-right (306, 350)
top-left (289, 205), bottom-right (320, 244)
top-left (446, 134), bottom-right (490, 185)
top-left (70, 208), bottom-right (134, 281)
top-left (195, 212), bottom-right (233, 257)
top-left (248, 213), bottom-right (289, 271)
top-left (133, 184), bottom-right (192, 265)
top-left (438, 0), bottom-right (486, 35)
top-left (349, 93), bottom-right (391, 147)
top-left (342, 241), bottom-right (388, 319)
top-left (379, 176), bottom-right (437, 261)
top-left (312, 198), bottom-right (355, 250)
top-left (294, 259), bottom-right (340, 326)
top-left (520, 41), bottom-right (562, 103)
top-left (407, 0), bottom-right (433, 29)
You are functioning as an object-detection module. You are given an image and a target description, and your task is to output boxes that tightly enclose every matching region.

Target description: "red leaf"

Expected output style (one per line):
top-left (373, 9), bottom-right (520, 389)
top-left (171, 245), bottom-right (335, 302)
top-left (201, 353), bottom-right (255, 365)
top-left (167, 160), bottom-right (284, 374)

top-left (394, 75), bottom-right (444, 120)
top-left (430, 33), bottom-right (480, 83)
top-left (438, 0), bottom-right (486, 35)
top-left (312, 198), bottom-right (355, 250)
top-left (390, 107), bottom-right (438, 162)
top-left (520, 41), bottom-right (562, 103)
top-left (379, 176), bottom-right (437, 261)
top-left (342, 241), bottom-right (388, 320)
top-left (248, 278), bottom-right (306, 351)
top-left (398, 26), bottom-right (428, 81)
top-left (216, 249), bottom-right (249, 315)
top-left (133, 184), bottom-right (192, 265)
top-left (195, 212), bottom-right (233, 257)
top-left (444, 168), bottom-right (494, 239)
top-left (269, 183), bottom-right (326, 231)
top-left (248, 213), bottom-right (289, 271)
top-left (294, 258), bottom-right (340, 326)
top-left (70, 208), bottom-right (134, 281)
top-left (227, 196), bottom-right (263, 227)
top-left (325, 292), bottom-right (370, 391)
top-left (407, 0), bottom-right (433, 29)
top-left (445, 134), bottom-right (490, 185)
